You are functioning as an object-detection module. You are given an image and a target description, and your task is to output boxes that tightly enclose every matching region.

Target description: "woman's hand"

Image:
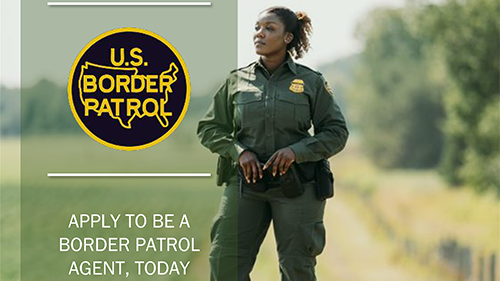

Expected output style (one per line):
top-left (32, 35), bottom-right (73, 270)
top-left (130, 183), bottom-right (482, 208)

top-left (263, 148), bottom-right (296, 176)
top-left (239, 150), bottom-right (263, 184)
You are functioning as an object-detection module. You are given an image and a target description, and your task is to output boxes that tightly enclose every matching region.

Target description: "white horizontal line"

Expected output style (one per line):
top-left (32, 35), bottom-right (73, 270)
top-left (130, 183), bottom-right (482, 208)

top-left (48, 173), bottom-right (211, 177)
top-left (47, 2), bottom-right (211, 6)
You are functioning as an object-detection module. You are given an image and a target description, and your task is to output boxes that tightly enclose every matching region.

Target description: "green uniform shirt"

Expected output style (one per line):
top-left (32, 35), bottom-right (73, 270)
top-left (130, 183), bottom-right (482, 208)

top-left (198, 55), bottom-right (348, 167)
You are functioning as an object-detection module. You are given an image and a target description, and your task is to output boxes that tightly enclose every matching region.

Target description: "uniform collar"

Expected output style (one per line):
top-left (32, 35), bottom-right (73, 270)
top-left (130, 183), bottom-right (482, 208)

top-left (284, 54), bottom-right (298, 75)
top-left (254, 53), bottom-right (298, 76)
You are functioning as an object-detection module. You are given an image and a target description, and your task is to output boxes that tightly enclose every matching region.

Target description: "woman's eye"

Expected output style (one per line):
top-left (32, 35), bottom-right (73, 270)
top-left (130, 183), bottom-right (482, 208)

top-left (254, 25), bottom-right (260, 31)
top-left (266, 26), bottom-right (274, 31)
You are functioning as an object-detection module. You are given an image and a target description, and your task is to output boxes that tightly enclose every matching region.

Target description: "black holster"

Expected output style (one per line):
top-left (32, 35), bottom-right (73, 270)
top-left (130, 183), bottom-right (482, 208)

top-left (216, 156), bottom-right (236, 186)
top-left (315, 159), bottom-right (334, 200)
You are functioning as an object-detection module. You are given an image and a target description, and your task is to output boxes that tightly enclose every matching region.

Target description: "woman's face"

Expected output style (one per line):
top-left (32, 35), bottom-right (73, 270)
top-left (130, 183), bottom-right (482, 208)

top-left (254, 12), bottom-right (291, 58)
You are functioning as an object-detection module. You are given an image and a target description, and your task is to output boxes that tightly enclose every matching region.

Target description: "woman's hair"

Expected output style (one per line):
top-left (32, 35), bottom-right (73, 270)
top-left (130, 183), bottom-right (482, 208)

top-left (263, 6), bottom-right (312, 59)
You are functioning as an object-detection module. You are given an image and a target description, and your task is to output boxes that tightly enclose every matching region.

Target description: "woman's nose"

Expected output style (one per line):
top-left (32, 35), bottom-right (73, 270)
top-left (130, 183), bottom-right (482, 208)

top-left (254, 28), bottom-right (264, 38)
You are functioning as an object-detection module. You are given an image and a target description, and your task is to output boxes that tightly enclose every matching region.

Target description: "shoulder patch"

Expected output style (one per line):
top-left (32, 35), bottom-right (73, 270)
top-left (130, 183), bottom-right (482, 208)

top-left (324, 80), bottom-right (333, 95)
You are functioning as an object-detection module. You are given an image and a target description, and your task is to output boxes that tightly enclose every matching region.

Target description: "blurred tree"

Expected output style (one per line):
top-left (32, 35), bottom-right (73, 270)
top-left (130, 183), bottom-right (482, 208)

top-left (419, 0), bottom-right (500, 193)
top-left (320, 54), bottom-right (360, 131)
top-left (0, 86), bottom-right (21, 135)
top-left (352, 8), bottom-right (445, 168)
top-left (21, 79), bottom-right (79, 134)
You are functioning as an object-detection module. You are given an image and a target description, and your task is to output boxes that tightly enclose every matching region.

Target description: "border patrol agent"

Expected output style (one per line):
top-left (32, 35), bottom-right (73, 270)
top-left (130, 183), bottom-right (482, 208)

top-left (197, 7), bottom-right (348, 281)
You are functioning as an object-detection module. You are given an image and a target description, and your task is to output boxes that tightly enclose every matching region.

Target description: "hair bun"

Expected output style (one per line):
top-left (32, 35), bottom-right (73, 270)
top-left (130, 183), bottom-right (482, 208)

top-left (296, 11), bottom-right (307, 21)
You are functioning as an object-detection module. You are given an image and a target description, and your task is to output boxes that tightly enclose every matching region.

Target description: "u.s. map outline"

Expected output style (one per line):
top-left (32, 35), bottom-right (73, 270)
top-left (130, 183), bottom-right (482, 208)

top-left (78, 61), bottom-right (179, 129)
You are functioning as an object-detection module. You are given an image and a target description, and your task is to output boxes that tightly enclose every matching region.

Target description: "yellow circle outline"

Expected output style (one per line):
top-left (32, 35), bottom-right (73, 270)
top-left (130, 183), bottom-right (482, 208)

top-left (68, 27), bottom-right (191, 151)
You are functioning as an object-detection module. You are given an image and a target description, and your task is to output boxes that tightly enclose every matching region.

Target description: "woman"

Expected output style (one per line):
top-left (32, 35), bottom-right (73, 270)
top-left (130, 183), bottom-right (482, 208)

top-left (197, 6), bottom-right (348, 281)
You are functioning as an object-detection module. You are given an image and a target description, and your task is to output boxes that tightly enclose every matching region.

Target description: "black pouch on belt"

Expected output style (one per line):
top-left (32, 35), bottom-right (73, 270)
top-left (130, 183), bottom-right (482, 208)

top-left (315, 159), bottom-right (334, 200)
top-left (279, 164), bottom-right (304, 198)
top-left (238, 166), bottom-right (267, 192)
top-left (216, 156), bottom-right (233, 187)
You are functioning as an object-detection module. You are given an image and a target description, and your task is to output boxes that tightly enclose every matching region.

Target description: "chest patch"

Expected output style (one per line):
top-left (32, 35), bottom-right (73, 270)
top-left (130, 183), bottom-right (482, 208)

top-left (289, 79), bottom-right (305, 94)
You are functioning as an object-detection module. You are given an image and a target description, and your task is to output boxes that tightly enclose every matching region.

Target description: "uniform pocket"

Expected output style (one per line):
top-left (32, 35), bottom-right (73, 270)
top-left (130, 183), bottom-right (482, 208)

top-left (291, 220), bottom-right (327, 257)
top-left (307, 221), bottom-right (326, 257)
top-left (233, 90), bottom-right (263, 127)
top-left (276, 91), bottom-right (310, 128)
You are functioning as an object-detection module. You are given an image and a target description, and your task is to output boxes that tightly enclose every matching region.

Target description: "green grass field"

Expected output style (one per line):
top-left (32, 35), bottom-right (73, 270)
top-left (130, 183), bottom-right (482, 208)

top-left (1, 138), bottom-right (21, 281)
top-left (334, 139), bottom-right (499, 252)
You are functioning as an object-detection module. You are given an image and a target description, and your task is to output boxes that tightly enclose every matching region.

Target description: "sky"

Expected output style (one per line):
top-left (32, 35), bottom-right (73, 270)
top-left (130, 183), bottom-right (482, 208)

top-left (0, 0), bottom-right (21, 88)
top-left (0, 0), bottom-right (406, 88)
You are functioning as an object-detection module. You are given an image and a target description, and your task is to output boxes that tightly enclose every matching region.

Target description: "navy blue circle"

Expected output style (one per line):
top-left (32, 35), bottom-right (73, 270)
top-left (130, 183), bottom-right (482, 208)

top-left (70, 30), bottom-right (188, 148)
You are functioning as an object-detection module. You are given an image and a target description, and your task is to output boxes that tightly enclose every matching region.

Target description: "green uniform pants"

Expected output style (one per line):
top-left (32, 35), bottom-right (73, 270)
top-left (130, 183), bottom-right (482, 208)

top-left (209, 178), bottom-right (326, 281)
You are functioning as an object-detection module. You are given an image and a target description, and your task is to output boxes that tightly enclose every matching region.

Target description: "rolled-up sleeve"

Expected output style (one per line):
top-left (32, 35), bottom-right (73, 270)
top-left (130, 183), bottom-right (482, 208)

top-left (288, 75), bottom-right (349, 163)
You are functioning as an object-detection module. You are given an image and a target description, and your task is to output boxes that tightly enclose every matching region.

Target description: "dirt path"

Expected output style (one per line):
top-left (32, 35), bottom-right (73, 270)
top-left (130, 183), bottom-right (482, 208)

top-left (317, 192), bottom-right (442, 281)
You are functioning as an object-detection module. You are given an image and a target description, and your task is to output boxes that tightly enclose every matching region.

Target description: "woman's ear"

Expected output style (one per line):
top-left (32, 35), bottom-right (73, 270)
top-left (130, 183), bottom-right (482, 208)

top-left (284, 33), bottom-right (293, 44)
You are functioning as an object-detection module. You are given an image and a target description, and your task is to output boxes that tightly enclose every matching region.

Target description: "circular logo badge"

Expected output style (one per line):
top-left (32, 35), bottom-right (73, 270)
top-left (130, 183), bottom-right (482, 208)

top-left (68, 27), bottom-right (190, 151)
